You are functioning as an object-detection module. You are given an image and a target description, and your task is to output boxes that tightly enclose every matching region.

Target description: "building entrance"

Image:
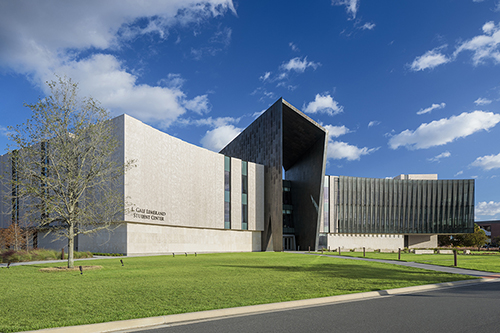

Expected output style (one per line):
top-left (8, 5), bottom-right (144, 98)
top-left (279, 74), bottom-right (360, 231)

top-left (283, 234), bottom-right (296, 251)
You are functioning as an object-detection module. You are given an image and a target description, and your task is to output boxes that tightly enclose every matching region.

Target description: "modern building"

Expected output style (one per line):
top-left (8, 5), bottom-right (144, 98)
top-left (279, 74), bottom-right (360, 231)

top-left (475, 220), bottom-right (500, 245)
top-left (0, 98), bottom-right (475, 254)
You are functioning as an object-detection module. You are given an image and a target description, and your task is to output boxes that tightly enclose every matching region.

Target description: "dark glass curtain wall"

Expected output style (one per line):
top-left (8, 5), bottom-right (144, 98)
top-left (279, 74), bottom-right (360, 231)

top-left (336, 176), bottom-right (474, 234)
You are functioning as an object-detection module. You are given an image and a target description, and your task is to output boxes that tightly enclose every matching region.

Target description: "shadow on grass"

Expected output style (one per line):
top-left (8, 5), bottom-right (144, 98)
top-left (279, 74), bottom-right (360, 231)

top-left (215, 262), bottom-right (466, 282)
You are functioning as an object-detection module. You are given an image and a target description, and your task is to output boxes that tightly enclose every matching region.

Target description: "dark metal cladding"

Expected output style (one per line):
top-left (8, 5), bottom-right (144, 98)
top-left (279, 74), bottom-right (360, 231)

top-left (335, 176), bottom-right (475, 234)
top-left (220, 98), bottom-right (327, 251)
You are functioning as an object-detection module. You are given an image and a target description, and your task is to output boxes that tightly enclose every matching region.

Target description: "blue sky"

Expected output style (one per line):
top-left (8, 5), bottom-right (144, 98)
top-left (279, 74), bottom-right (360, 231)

top-left (1, 0), bottom-right (500, 220)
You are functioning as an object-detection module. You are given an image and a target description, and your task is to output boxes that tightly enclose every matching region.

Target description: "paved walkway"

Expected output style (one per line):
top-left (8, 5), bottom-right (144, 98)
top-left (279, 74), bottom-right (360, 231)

top-left (303, 252), bottom-right (500, 278)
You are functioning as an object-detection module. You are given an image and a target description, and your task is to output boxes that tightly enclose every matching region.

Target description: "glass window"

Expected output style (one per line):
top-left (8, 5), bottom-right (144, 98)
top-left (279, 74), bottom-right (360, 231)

top-left (224, 156), bottom-right (231, 229)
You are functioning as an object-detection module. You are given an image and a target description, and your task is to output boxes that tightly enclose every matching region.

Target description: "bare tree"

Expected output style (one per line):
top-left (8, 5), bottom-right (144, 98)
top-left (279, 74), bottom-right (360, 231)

top-left (4, 76), bottom-right (134, 267)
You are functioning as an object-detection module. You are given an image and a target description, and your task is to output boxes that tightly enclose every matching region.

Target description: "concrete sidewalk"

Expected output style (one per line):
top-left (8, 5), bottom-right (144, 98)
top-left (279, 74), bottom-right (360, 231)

top-left (305, 252), bottom-right (500, 278)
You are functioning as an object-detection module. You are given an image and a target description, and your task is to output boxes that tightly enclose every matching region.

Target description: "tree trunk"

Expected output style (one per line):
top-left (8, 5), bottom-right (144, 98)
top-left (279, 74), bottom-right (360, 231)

top-left (68, 224), bottom-right (74, 268)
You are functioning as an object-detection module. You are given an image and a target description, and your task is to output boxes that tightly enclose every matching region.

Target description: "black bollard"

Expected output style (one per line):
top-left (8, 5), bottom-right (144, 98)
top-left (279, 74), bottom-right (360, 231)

top-left (195, 252), bottom-right (197, 257)
top-left (398, 248), bottom-right (401, 260)
top-left (338, 247), bottom-right (341, 255)
top-left (454, 250), bottom-right (457, 267)
top-left (120, 259), bottom-right (124, 266)
top-left (79, 266), bottom-right (83, 275)
top-left (363, 247), bottom-right (366, 257)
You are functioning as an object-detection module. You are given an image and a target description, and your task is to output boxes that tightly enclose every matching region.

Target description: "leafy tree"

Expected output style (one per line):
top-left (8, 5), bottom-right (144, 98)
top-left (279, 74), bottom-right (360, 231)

top-left (3, 76), bottom-right (134, 267)
top-left (438, 234), bottom-right (453, 247)
top-left (452, 224), bottom-right (488, 248)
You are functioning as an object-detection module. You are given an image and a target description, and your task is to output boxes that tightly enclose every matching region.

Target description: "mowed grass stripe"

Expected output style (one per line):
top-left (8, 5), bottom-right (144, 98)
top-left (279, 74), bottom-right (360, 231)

top-left (0, 252), bottom-right (474, 332)
top-left (335, 251), bottom-right (500, 272)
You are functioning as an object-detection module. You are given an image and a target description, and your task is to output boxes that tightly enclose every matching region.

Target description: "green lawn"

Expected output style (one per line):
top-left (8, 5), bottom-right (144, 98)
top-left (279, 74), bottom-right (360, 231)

top-left (330, 251), bottom-right (500, 272)
top-left (0, 252), bottom-right (475, 332)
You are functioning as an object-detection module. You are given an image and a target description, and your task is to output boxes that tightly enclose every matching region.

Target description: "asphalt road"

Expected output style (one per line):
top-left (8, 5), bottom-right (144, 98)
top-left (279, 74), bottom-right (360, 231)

top-left (131, 280), bottom-right (500, 333)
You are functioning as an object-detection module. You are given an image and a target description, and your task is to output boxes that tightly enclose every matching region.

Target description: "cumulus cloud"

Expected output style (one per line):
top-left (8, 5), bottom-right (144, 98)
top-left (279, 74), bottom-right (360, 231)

top-left (322, 122), bottom-right (377, 160)
top-left (417, 102), bottom-right (446, 115)
top-left (471, 152), bottom-right (500, 170)
top-left (0, 0), bottom-right (235, 126)
top-left (328, 141), bottom-right (378, 161)
top-left (476, 201), bottom-right (500, 217)
top-left (410, 47), bottom-right (450, 71)
top-left (331, 0), bottom-right (359, 20)
top-left (474, 97), bottom-right (492, 105)
top-left (427, 151), bottom-right (451, 162)
top-left (324, 125), bottom-right (350, 138)
top-left (281, 57), bottom-right (320, 73)
top-left (410, 21), bottom-right (500, 71)
top-left (389, 111), bottom-right (500, 150)
top-left (453, 21), bottom-right (500, 65)
top-left (200, 125), bottom-right (242, 151)
top-left (178, 114), bottom-right (242, 152)
top-left (303, 94), bottom-right (343, 116)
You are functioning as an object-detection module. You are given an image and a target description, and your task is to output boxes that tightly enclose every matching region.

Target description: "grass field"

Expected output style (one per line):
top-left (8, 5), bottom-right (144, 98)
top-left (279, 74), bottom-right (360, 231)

top-left (329, 251), bottom-right (500, 272)
top-left (0, 252), bottom-right (476, 332)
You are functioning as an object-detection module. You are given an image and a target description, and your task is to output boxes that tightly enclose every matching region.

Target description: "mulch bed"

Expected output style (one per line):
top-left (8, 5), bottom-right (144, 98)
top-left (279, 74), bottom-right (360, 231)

top-left (39, 265), bottom-right (103, 272)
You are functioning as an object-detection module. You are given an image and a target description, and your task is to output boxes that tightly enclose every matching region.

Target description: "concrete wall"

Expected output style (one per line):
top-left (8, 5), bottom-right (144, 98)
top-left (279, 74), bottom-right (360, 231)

top-left (407, 235), bottom-right (438, 248)
top-left (120, 115), bottom-right (264, 254)
top-left (327, 233), bottom-right (404, 251)
top-left (126, 222), bottom-right (261, 254)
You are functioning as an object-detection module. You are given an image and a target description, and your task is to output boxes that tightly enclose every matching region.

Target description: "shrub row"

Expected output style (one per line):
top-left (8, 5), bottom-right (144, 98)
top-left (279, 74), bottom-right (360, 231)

top-left (0, 248), bottom-right (93, 263)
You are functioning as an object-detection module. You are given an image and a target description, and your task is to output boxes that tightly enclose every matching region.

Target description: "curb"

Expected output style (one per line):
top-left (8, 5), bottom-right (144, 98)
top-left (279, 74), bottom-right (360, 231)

top-left (23, 277), bottom-right (500, 333)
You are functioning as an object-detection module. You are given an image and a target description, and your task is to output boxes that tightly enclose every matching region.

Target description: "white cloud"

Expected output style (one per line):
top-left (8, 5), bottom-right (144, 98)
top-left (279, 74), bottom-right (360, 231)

top-left (471, 152), bottom-right (500, 170)
top-left (368, 120), bottom-right (380, 127)
top-left (474, 97), bottom-right (492, 105)
top-left (454, 170), bottom-right (463, 176)
top-left (411, 21), bottom-right (500, 71)
top-left (476, 201), bottom-right (500, 217)
top-left (389, 111), bottom-right (500, 150)
top-left (303, 94), bottom-right (343, 116)
top-left (289, 42), bottom-right (299, 52)
top-left (328, 141), bottom-right (378, 161)
top-left (200, 125), bottom-right (241, 151)
top-left (53, 54), bottom-right (211, 127)
top-left (177, 116), bottom-right (239, 128)
top-left (410, 47), bottom-right (450, 71)
top-left (281, 57), bottom-right (320, 73)
top-left (252, 109), bottom-right (266, 118)
top-left (361, 22), bottom-right (375, 30)
top-left (0, 0), bottom-right (235, 126)
top-left (331, 0), bottom-right (359, 20)
top-left (454, 21), bottom-right (500, 65)
top-left (259, 72), bottom-right (271, 82)
top-left (324, 125), bottom-right (350, 138)
top-left (427, 151), bottom-right (451, 162)
top-left (417, 102), bottom-right (446, 115)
